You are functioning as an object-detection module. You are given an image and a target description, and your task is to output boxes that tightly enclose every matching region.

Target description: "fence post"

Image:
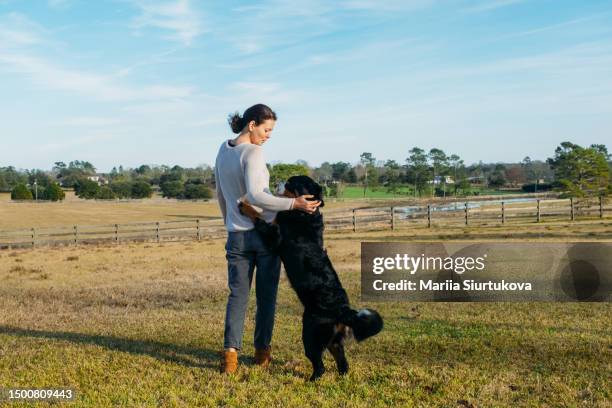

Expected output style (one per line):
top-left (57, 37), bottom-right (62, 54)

top-left (537, 200), bottom-right (540, 223)
top-left (570, 198), bottom-right (574, 221)
top-left (73, 225), bottom-right (78, 245)
top-left (114, 224), bottom-right (119, 243)
top-left (600, 196), bottom-right (604, 218)
top-left (156, 222), bottom-right (160, 242)
top-left (427, 205), bottom-right (431, 228)
top-left (390, 207), bottom-right (395, 230)
top-left (31, 228), bottom-right (35, 248)
top-left (196, 219), bottom-right (201, 241)
top-left (464, 202), bottom-right (469, 225)
top-left (352, 209), bottom-right (356, 232)
top-left (501, 201), bottom-right (505, 224)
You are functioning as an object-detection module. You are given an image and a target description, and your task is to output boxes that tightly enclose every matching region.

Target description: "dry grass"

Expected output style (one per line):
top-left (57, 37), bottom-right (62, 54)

top-left (0, 192), bottom-right (370, 231)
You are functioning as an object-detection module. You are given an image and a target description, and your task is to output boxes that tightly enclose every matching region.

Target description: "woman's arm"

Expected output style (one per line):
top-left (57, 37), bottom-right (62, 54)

top-left (214, 164), bottom-right (227, 224)
top-left (243, 146), bottom-right (295, 211)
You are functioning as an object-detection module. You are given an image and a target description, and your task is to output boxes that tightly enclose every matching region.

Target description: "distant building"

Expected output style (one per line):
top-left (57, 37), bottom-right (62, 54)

top-left (87, 174), bottom-right (108, 185)
top-left (467, 176), bottom-right (485, 185)
top-left (429, 176), bottom-right (455, 185)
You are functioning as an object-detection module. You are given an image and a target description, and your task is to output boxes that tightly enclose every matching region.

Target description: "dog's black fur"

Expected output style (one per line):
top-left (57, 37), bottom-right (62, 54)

top-left (239, 175), bottom-right (383, 381)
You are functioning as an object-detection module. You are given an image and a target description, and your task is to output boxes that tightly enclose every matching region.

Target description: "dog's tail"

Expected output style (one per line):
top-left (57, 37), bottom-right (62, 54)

top-left (338, 308), bottom-right (383, 342)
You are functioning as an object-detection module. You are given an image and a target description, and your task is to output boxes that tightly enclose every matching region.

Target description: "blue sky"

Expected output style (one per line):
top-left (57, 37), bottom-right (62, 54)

top-left (1, 0), bottom-right (611, 171)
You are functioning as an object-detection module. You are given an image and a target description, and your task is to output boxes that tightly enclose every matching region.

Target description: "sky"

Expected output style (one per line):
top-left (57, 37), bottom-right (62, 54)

top-left (1, 0), bottom-right (611, 172)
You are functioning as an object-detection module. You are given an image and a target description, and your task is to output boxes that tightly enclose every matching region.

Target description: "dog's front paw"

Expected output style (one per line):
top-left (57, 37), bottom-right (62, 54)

top-left (238, 201), bottom-right (260, 221)
top-left (338, 361), bottom-right (349, 376)
top-left (309, 368), bottom-right (325, 382)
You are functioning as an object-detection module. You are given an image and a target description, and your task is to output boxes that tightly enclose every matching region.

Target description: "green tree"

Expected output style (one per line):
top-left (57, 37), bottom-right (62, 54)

top-left (0, 166), bottom-right (28, 190)
top-left (406, 147), bottom-right (430, 198)
top-left (44, 182), bottom-right (65, 201)
top-left (74, 178), bottom-right (100, 199)
top-left (27, 169), bottom-right (53, 188)
top-left (488, 164), bottom-right (507, 188)
top-left (56, 160), bottom-right (97, 187)
top-left (328, 182), bottom-right (345, 198)
top-left (11, 183), bottom-right (33, 200)
top-left (346, 167), bottom-right (357, 183)
top-left (131, 181), bottom-right (153, 198)
top-left (547, 142), bottom-right (609, 197)
top-left (428, 148), bottom-right (448, 197)
top-left (160, 167), bottom-right (185, 198)
top-left (96, 186), bottom-right (117, 199)
top-left (329, 162), bottom-right (351, 182)
top-left (161, 180), bottom-right (184, 198)
top-left (110, 181), bottom-right (133, 198)
top-left (521, 156), bottom-right (550, 193)
top-left (360, 152), bottom-right (376, 196)
top-left (313, 162), bottom-right (333, 184)
top-left (381, 160), bottom-right (402, 194)
top-left (448, 154), bottom-right (465, 197)
top-left (268, 163), bottom-right (309, 190)
top-left (183, 182), bottom-right (212, 199)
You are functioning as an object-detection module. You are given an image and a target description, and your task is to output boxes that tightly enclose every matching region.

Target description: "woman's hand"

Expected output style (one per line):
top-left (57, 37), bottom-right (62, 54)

top-left (292, 195), bottom-right (321, 214)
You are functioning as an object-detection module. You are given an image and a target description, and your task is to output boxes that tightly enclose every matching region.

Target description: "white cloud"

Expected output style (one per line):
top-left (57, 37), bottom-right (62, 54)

top-left (131, 0), bottom-right (204, 46)
top-left (341, 0), bottom-right (435, 12)
top-left (0, 51), bottom-right (194, 101)
top-left (220, 0), bottom-right (336, 55)
top-left (228, 82), bottom-right (281, 94)
top-left (48, 0), bottom-right (70, 8)
top-left (35, 133), bottom-right (116, 154)
top-left (496, 15), bottom-right (601, 40)
top-left (464, 0), bottom-right (526, 13)
top-left (0, 12), bottom-right (47, 48)
top-left (51, 117), bottom-right (123, 127)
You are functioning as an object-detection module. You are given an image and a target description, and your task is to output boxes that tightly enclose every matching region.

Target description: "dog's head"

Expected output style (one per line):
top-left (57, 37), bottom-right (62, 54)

top-left (283, 175), bottom-right (325, 208)
top-left (351, 308), bottom-right (383, 342)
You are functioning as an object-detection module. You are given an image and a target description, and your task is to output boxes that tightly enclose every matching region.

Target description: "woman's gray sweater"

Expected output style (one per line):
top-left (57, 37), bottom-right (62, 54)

top-left (215, 140), bottom-right (294, 232)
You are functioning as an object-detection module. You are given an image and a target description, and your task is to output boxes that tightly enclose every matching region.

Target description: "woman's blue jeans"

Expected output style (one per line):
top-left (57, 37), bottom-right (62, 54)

top-left (223, 230), bottom-right (281, 351)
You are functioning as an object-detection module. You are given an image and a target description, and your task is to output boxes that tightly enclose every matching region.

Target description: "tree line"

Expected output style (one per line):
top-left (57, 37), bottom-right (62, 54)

top-left (1, 141), bottom-right (609, 201)
top-left (1, 161), bottom-right (214, 201)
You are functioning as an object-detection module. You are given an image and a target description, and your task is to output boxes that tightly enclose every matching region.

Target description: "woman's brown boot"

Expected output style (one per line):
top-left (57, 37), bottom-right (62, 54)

top-left (254, 346), bottom-right (272, 368)
top-left (221, 350), bottom-right (238, 374)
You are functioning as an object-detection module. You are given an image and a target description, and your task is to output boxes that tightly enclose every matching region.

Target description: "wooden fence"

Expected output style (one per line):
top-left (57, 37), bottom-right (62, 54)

top-left (324, 196), bottom-right (611, 232)
top-left (1, 196), bottom-right (610, 250)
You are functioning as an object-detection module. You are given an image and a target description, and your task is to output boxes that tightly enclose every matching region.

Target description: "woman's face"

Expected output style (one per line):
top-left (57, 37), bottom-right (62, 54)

top-left (248, 119), bottom-right (275, 146)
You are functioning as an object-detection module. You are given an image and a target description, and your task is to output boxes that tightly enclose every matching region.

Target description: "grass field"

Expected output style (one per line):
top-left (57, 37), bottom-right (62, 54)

top-left (1, 205), bottom-right (611, 406)
top-left (0, 191), bottom-right (380, 230)
top-left (338, 186), bottom-right (525, 199)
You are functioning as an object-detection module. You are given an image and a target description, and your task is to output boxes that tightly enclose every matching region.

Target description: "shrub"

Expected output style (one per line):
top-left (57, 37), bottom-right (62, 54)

top-left (183, 183), bottom-right (212, 199)
top-left (11, 183), bottom-right (33, 200)
top-left (110, 181), bottom-right (132, 198)
top-left (131, 181), bottom-right (153, 198)
top-left (74, 178), bottom-right (100, 199)
top-left (95, 186), bottom-right (117, 199)
top-left (44, 182), bottom-right (66, 201)
top-left (160, 180), bottom-right (184, 198)
top-left (521, 183), bottom-right (553, 193)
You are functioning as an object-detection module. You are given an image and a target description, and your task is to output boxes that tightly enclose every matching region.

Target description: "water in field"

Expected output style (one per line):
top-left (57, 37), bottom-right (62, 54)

top-left (397, 197), bottom-right (539, 218)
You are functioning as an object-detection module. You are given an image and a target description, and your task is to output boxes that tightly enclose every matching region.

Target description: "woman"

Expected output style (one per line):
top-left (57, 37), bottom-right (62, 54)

top-left (214, 103), bottom-right (320, 374)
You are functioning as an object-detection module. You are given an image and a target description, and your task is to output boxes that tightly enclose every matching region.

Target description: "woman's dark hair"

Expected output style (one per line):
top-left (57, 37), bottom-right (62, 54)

top-left (228, 104), bottom-right (277, 134)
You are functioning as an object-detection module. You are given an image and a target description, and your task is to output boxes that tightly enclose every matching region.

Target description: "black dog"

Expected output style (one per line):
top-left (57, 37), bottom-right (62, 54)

top-left (239, 175), bottom-right (383, 381)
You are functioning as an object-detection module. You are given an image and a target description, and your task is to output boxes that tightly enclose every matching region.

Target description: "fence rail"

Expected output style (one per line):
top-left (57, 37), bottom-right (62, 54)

top-left (0, 196), bottom-right (610, 249)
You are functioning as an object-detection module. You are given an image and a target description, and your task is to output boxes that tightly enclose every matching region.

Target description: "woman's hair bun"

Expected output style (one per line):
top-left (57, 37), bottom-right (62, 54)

top-left (228, 104), bottom-right (277, 134)
top-left (228, 112), bottom-right (244, 134)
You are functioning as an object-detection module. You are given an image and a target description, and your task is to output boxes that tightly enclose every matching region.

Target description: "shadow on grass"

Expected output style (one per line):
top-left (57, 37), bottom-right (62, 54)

top-left (0, 325), bottom-right (222, 371)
